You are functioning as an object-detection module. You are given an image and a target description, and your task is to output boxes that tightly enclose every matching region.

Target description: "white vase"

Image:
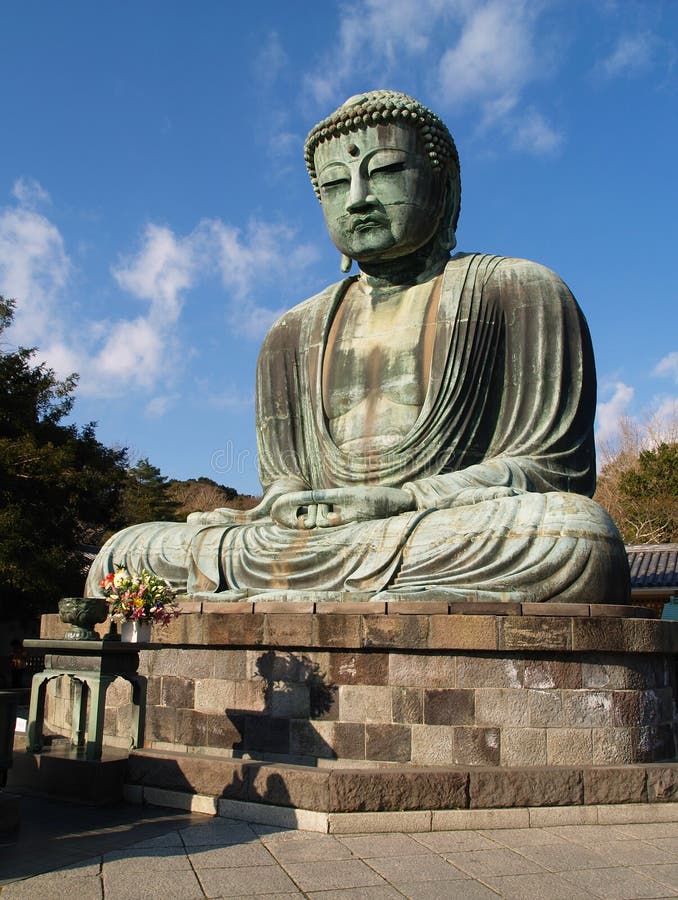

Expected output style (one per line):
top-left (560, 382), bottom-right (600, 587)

top-left (120, 620), bottom-right (152, 643)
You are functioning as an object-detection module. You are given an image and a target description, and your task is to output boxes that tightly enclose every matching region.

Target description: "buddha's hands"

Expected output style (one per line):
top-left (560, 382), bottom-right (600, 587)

top-left (186, 479), bottom-right (309, 525)
top-left (270, 486), bottom-right (416, 529)
top-left (446, 485), bottom-right (522, 508)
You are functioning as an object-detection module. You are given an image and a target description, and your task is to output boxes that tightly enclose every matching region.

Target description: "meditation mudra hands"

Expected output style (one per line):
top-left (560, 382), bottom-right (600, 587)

top-left (186, 485), bottom-right (416, 528)
top-left (271, 486), bottom-right (416, 529)
top-left (186, 483), bottom-right (524, 529)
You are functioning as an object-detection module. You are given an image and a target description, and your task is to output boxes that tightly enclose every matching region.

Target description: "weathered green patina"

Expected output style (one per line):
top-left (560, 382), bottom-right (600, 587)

top-left (86, 90), bottom-right (630, 604)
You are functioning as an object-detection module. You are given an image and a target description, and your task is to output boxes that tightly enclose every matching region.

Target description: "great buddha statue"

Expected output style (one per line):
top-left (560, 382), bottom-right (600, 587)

top-left (86, 90), bottom-right (630, 604)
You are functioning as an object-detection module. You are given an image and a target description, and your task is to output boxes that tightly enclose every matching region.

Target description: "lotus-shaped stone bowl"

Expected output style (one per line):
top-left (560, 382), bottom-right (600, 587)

top-left (58, 597), bottom-right (109, 641)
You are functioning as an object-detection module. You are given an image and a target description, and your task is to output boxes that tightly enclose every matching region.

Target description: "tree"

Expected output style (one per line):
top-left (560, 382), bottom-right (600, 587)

top-left (595, 413), bottom-right (678, 544)
top-left (119, 458), bottom-right (180, 526)
top-left (166, 476), bottom-right (259, 519)
top-left (0, 296), bottom-right (128, 621)
top-left (616, 443), bottom-right (678, 543)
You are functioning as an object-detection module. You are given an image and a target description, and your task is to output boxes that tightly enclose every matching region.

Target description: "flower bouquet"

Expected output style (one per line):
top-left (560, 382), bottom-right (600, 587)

top-left (100, 569), bottom-right (180, 641)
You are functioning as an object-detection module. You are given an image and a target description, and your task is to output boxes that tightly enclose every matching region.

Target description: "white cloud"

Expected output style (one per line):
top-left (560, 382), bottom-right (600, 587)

top-left (599, 33), bottom-right (655, 77)
top-left (145, 394), bottom-right (180, 418)
top-left (596, 380), bottom-right (634, 447)
top-left (509, 108), bottom-right (563, 154)
top-left (90, 317), bottom-right (167, 390)
top-left (652, 397), bottom-right (678, 439)
top-left (302, 0), bottom-right (560, 156)
top-left (654, 352), bottom-right (678, 384)
top-left (11, 176), bottom-right (51, 209)
top-left (0, 184), bottom-right (71, 348)
top-left (210, 219), bottom-right (318, 337)
top-left (437, 1), bottom-right (538, 105)
top-left (255, 32), bottom-right (289, 88)
top-left (0, 178), bottom-right (319, 398)
top-left (113, 223), bottom-right (196, 323)
top-left (304, 0), bottom-right (458, 106)
top-left (206, 385), bottom-right (255, 410)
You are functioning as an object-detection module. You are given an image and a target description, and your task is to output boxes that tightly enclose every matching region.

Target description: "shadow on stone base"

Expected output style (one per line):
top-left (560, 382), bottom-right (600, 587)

top-left (9, 740), bottom-right (128, 805)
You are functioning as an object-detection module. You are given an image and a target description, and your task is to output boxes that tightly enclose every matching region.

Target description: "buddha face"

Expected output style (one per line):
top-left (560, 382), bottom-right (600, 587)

top-left (314, 122), bottom-right (445, 263)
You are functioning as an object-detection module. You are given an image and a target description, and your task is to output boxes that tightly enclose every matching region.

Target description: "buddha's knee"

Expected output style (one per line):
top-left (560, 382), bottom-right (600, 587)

top-left (541, 492), bottom-right (624, 542)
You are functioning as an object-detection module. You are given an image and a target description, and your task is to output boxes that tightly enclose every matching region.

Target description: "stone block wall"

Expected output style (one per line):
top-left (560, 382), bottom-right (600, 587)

top-left (39, 601), bottom-right (678, 768)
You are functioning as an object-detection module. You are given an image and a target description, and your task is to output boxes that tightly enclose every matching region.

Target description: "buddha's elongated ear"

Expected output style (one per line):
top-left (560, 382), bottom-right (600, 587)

top-left (340, 253), bottom-right (353, 273)
top-left (437, 176), bottom-right (459, 252)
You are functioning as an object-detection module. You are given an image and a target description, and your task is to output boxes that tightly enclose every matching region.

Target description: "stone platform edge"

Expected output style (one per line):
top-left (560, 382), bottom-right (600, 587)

top-left (125, 790), bottom-right (678, 834)
top-left (125, 750), bottom-right (678, 811)
top-left (125, 749), bottom-right (678, 824)
top-left (40, 603), bottom-right (678, 654)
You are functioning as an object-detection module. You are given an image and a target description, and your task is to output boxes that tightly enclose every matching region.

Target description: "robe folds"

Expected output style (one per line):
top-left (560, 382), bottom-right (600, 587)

top-left (86, 253), bottom-right (630, 603)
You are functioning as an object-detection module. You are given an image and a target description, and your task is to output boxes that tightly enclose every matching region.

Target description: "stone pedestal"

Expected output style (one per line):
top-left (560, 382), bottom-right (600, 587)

top-left (24, 640), bottom-right (145, 761)
top-left (36, 600), bottom-right (678, 822)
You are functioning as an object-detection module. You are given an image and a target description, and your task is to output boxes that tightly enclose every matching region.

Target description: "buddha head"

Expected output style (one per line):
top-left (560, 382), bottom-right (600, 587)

top-left (304, 90), bottom-right (461, 269)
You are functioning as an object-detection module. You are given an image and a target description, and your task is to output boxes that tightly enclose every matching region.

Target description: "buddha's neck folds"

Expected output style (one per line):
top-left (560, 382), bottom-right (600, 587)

top-left (356, 239), bottom-right (450, 291)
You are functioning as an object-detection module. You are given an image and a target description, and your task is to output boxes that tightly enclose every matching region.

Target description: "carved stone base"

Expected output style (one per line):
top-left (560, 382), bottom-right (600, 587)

top-left (38, 601), bottom-right (678, 774)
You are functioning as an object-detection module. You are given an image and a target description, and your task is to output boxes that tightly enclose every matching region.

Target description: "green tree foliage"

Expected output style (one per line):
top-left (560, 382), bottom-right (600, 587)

top-left (617, 443), bottom-right (678, 543)
top-left (0, 296), bottom-right (128, 621)
top-left (596, 428), bottom-right (678, 544)
top-left (119, 457), bottom-right (180, 526)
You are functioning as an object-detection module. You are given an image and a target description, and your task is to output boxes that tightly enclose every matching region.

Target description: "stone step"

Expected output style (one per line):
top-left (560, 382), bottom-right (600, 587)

top-left (8, 743), bottom-right (128, 805)
top-left (126, 747), bottom-right (678, 814)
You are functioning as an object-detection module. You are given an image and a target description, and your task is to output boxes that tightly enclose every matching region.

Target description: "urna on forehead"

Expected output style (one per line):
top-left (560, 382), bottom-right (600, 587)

top-left (313, 120), bottom-right (423, 170)
top-left (304, 89), bottom-right (460, 201)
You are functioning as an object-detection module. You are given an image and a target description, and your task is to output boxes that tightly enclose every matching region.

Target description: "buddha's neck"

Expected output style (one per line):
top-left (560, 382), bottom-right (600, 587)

top-left (356, 241), bottom-right (450, 291)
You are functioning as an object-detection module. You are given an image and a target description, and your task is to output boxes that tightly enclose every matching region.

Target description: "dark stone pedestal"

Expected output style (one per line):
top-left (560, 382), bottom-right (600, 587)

top-left (9, 740), bottom-right (128, 805)
top-left (0, 791), bottom-right (20, 843)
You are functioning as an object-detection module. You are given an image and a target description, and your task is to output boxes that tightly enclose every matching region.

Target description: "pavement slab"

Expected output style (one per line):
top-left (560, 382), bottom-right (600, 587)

top-left (478, 826), bottom-right (571, 847)
top-left (102, 869), bottom-right (205, 900)
top-left (617, 822), bottom-right (678, 839)
top-left (391, 881), bottom-right (501, 899)
top-left (188, 841), bottom-right (277, 868)
top-left (635, 864), bottom-right (678, 891)
top-left (443, 847), bottom-right (548, 878)
top-left (196, 862), bottom-right (301, 897)
top-left (594, 839), bottom-right (673, 866)
top-left (265, 834), bottom-right (355, 863)
top-left (409, 830), bottom-right (501, 852)
top-left (103, 845), bottom-right (194, 871)
top-left (281, 858), bottom-right (388, 892)
top-left (179, 818), bottom-right (258, 847)
top-left (5, 788), bottom-right (678, 899)
top-left (0, 791), bottom-right (206, 885)
top-left (483, 871), bottom-right (599, 899)
top-left (0, 871), bottom-right (104, 900)
top-left (560, 864), bottom-right (678, 898)
top-left (306, 888), bottom-right (404, 900)
top-left (515, 841), bottom-right (619, 871)
top-left (363, 852), bottom-right (467, 884)
top-left (338, 833), bottom-right (432, 858)
top-left (549, 823), bottom-right (641, 844)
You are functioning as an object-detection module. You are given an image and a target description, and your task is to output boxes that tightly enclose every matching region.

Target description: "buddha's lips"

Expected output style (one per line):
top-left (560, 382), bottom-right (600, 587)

top-left (351, 216), bottom-right (388, 232)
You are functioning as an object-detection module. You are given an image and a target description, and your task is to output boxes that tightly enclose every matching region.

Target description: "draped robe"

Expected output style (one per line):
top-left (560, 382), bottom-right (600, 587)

top-left (86, 253), bottom-right (630, 603)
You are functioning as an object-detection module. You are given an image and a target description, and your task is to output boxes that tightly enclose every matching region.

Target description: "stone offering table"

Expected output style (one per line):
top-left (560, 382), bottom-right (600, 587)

top-left (24, 639), bottom-right (145, 761)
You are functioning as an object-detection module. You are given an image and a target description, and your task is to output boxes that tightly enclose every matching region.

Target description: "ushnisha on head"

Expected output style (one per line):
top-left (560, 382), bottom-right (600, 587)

top-left (304, 91), bottom-right (461, 271)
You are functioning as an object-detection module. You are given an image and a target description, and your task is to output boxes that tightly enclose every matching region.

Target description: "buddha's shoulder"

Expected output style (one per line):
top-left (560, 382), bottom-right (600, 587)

top-left (447, 253), bottom-right (576, 306)
top-left (260, 279), bottom-right (347, 351)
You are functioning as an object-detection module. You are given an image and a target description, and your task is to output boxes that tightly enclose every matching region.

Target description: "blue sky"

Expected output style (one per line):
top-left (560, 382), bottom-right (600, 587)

top-left (1, 0), bottom-right (676, 495)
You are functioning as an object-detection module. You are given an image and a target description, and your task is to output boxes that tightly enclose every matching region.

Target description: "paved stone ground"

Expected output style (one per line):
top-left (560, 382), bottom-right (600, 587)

top-left (4, 794), bottom-right (678, 899)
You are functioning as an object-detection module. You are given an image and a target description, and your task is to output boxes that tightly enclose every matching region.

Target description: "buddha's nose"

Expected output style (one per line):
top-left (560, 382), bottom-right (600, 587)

top-left (346, 175), bottom-right (376, 212)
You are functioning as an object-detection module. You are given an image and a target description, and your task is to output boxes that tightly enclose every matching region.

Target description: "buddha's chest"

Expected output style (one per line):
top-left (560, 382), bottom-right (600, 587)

top-left (321, 280), bottom-right (439, 451)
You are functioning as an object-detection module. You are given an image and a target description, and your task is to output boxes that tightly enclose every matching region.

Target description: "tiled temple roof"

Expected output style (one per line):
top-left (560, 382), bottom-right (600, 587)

top-left (627, 544), bottom-right (678, 589)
